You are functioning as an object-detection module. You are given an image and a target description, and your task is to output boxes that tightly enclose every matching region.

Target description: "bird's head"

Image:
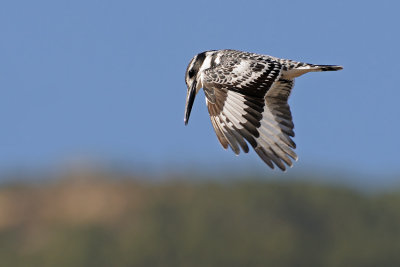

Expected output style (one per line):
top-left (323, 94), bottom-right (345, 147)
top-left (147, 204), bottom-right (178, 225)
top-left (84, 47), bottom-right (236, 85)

top-left (184, 52), bottom-right (208, 125)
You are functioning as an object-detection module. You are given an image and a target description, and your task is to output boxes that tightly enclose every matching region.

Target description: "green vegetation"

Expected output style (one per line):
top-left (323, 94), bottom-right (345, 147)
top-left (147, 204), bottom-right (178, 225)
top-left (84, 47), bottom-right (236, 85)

top-left (0, 173), bottom-right (399, 266)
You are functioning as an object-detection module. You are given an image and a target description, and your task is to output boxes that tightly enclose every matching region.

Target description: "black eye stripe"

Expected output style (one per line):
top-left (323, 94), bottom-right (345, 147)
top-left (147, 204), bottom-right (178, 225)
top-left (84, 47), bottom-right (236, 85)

top-left (194, 52), bottom-right (206, 70)
top-left (189, 52), bottom-right (206, 76)
top-left (186, 51), bottom-right (209, 82)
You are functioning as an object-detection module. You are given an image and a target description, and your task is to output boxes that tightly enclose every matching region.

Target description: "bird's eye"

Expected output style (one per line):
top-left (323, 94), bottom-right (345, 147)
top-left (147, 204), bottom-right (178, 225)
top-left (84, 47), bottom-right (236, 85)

top-left (188, 69), bottom-right (195, 78)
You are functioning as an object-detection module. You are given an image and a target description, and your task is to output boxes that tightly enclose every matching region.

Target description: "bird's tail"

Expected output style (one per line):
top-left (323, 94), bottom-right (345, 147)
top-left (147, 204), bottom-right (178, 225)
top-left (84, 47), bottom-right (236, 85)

top-left (308, 64), bottom-right (343, 71)
top-left (284, 63), bottom-right (343, 78)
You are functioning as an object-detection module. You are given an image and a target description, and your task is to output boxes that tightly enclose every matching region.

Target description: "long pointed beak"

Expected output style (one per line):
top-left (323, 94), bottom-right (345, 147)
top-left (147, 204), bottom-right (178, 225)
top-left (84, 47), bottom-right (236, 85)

top-left (184, 81), bottom-right (197, 125)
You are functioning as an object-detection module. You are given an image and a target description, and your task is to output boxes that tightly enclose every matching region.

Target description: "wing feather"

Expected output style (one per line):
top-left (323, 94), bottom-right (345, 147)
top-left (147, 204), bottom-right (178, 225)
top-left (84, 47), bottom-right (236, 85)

top-left (216, 114), bottom-right (241, 155)
top-left (202, 51), bottom-right (298, 170)
top-left (209, 111), bottom-right (229, 149)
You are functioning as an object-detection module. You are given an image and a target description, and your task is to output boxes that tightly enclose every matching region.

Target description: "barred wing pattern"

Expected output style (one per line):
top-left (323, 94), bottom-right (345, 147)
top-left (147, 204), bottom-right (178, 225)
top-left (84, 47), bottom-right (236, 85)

top-left (203, 53), bottom-right (297, 170)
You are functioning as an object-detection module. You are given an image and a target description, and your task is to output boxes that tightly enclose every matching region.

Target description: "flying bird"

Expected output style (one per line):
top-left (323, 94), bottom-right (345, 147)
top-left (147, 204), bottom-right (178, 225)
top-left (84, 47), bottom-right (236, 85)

top-left (184, 49), bottom-right (342, 171)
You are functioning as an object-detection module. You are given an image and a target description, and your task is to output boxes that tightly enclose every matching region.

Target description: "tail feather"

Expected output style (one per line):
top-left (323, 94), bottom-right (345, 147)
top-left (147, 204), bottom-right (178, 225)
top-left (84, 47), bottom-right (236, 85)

top-left (309, 64), bottom-right (343, 71)
top-left (283, 63), bottom-right (343, 78)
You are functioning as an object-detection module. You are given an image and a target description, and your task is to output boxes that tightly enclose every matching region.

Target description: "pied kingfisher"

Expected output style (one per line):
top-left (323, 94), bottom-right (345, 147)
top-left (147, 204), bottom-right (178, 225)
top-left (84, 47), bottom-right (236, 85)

top-left (184, 49), bottom-right (342, 171)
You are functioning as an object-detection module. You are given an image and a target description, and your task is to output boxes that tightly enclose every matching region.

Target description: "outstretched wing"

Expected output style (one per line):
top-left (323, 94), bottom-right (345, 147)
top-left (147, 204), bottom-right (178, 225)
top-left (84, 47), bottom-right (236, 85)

top-left (203, 53), bottom-right (297, 170)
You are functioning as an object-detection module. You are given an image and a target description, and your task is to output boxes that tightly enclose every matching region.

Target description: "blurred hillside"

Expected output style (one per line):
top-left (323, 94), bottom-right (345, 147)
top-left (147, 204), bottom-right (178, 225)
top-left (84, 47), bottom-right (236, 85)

top-left (0, 171), bottom-right (400, 267)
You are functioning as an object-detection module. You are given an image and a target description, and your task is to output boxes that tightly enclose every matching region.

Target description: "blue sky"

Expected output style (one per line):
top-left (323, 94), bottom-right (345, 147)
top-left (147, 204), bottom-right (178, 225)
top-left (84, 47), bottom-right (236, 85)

top-left (0, 0), bottom-right (399, 177)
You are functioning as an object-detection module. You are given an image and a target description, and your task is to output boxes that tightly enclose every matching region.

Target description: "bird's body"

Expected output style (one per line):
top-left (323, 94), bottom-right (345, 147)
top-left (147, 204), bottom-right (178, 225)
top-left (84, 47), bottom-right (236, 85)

top-left (184, 49), bottom-right (342, 171)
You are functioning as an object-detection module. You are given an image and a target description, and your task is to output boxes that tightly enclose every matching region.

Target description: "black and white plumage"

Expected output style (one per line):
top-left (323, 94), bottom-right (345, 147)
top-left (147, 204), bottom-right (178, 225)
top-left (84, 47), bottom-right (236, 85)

top-left (184, 49), bottom-right (342, 171)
